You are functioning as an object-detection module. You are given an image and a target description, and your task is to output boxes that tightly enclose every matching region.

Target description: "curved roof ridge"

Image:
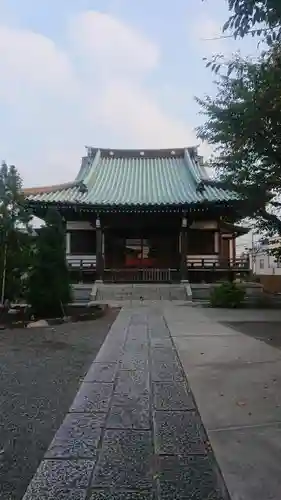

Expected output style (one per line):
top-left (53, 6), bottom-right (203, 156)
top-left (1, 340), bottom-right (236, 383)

top-left (23, 181), bottom-right (79, 195)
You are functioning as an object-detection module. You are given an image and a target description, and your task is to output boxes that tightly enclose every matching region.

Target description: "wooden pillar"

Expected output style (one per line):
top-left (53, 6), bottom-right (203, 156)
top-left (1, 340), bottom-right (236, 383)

top-left (218, 231), bottom-right (223, 263)
top-left (232, 237), bottom-right (236, 261)
top-left (215, 222), bottom-right (223, 264)
top-left (95, 215), bottom-right (103, 281)
top-left (214, 231), bottom-right (219, 253)
top-left (230, 236), bottom-right (236, 282)
top-left (66, 232), bottom-right (70, 255)
top-left (180, 215), bottom-right (188, 281)
top-left (229, 236), bottom-right (234, 262)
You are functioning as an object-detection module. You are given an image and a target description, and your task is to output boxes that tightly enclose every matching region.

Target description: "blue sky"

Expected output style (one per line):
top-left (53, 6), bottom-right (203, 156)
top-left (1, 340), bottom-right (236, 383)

top-left (0, 0), bottom-right (260, 189)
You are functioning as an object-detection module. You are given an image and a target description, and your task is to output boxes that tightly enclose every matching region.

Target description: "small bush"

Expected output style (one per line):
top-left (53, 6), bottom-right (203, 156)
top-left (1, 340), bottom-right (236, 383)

top-left (210, 281), bottom-right (245, 308)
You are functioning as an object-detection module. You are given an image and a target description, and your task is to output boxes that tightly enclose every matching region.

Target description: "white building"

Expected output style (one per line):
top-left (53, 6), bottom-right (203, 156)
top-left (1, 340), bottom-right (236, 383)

top-left (252, 238), bottom-right (281, 276)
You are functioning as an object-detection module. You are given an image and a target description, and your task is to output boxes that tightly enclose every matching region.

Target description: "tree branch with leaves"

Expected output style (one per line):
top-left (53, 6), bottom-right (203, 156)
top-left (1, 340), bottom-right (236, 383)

top-left (0, 162), bottom-right (32, 303)
top-left (224, 0), bottom-right (281, 43)
top-left (196, 46), bottom-right (281, 238)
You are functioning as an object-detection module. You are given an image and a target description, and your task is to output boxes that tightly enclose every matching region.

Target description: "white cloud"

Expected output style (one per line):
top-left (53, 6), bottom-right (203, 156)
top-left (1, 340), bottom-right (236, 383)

top-left (0, 25), bottom-right (76, 99)
top-left (100, 79), bottom-right (196, 147)
top-left (69, 11), bottom-right (159, 77)
top-left (190, 18), bottom-right (226, 55)
top-left (0, 10), bottom-right (206, 187)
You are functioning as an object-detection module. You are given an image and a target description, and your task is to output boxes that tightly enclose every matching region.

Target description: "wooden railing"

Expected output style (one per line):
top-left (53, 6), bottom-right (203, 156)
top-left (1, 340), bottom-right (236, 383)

top-left (187, 258), bottom-right (249, 271)
top-left (67, 255), bottom-right (97, 284)
top-left (66, 258), bottom-right (249, 271)
top-left (103, 268), bottom-right (178, 283)
top-left (66, 257), bottom-right (250, 284)
top-left (67, 255), bottom-right (96, 269)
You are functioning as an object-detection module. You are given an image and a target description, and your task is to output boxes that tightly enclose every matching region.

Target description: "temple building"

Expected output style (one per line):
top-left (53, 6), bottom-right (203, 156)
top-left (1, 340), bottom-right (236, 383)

top-left (24, 147), bottom-right (249, 284)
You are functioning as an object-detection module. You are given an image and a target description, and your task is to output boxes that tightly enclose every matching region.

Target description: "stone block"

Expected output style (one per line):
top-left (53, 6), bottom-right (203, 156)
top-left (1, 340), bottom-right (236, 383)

top-left (151, 348), bottom-right (184, 381)
top-left (158, 455), bottom-right (226, 500)
top-left (23, 460), bottom-right (93, 500)
top-left (121, 352), bottom-right (149, 370)
top-left (88, 491), bottom-right (154, 500)
top-left (154, 411), bottom-right (206, 455)
top-left (70, 383), bottom-right (114, 413)
top-left (107, 402), bottom-right (150, 430)
top-left (84, 363), bottom-right (118, 383)
top-left (115, 369), bottom-right (149, 396)
top-left (153, 381), bottom-right (194, 411)
top-left (92, 430), bottom-right (153, 488)
top-left (45, 413), bottom-right (106, 459)
top-left (208, 423), bottom-right (281, 500)
top-left (186, 361), bottom-right (281, 429)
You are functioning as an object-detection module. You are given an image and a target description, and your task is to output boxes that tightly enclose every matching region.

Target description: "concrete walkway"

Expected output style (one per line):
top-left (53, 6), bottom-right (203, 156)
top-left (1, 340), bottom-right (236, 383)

top-left (23, 307), bottom-right (229, 500)
top-left (164, 306), bottom-right (281, 500)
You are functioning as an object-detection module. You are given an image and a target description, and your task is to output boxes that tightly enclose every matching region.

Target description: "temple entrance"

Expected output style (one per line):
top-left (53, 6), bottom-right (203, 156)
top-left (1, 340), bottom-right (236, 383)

top-left (104, 227), bottom-right (180, 282)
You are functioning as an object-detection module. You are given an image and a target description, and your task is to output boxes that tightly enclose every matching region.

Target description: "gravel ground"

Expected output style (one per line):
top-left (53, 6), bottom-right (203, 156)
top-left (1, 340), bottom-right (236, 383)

top-left (0, 309), bottom-right (118, 500)
top-left (222, 321), bottom-right (281, 349)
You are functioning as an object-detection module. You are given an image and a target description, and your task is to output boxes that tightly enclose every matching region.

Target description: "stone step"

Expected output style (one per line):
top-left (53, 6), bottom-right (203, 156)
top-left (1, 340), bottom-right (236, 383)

top-left (72, 285), bottom-right (92, 302)
top-left (94, 284), bottom-right (187, 302)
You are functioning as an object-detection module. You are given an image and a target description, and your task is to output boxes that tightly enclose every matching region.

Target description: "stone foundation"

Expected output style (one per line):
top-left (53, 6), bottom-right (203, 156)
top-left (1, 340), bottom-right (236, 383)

top-left (191, 282), bottom-right (264, 301)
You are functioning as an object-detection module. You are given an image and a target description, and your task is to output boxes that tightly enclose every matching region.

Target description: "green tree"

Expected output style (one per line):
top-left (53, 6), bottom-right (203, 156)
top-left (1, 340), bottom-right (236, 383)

top-left (224, 0), bottom-right (281, 42)
top-left (0, 162), bottom-right (32, 303)
top-left (28, 208), bottom-right (71, 318)
top-left (196, 47), bottom-right (281, 238)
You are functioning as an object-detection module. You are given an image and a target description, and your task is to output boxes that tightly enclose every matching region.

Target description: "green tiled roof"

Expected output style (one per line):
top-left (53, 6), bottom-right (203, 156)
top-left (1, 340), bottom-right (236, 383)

top-left (25, 147), bottom-right (240, 207)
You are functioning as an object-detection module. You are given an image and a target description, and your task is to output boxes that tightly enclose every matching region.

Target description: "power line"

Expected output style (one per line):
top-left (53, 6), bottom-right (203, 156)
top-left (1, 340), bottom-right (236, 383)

top-left (200, 27), bottom-right (275, 42)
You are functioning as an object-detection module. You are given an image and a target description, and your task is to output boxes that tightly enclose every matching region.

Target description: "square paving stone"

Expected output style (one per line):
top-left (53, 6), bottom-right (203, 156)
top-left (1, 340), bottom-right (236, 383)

top-left (125, 329), bottom-right (148, 346)
top-left (150, 338), bottom-right (173, 349)
top-left (152, 347), bottom-right (178, 363)
top-left (84, 363), bottom-right (118, 383)
top-left (148, 317), bottom-right (170, 335)
top-left (186, 360), bottom-right (281, 429)
top-left (115, 370), bottom-right (149, 396)
top-left (159, 482), bottom-right (225, 500)
top-left (111, 391), bottom-right (149, 410)
top-left (125, 330), bottom-right (148, 341)
top-left (130, 313), bottom-right (148, 325)
top-left (127, 324), bottom-right (148, 337)
top-left (124, 340), bottom-right (149, 354)
top-left (153, 381), bottom-right (195, 411)
top-left (88, 491), bottom-right (154, 499)
top-left (157, 455), bottom-right (227, 500)
top-left (121, 352), bottom-right (149, 371)
top-left (95, 340), bottom-right (125, 363)
top-left (154, 411), bottom-right (207, 455)
top-left (92, 430), bottom-right (153, 488)
top-left (208, 423), bottom-right (281, 500)
top-left (151, 359), bottom-right (184, 382)
top-left (151, 348), bottom-right (184, 382)
top-left (173, 334), bottom-right (281, 367)
top-left (45, 413), bottom-right (106, 459)
top-left (23, 459), bottom-right (93, 500)
top-left (70, 383), bottom-right (114, 413)
top-left (107, 396), bottom-right (150, 430)
top-left (148, 326), bottom-right (170, 340)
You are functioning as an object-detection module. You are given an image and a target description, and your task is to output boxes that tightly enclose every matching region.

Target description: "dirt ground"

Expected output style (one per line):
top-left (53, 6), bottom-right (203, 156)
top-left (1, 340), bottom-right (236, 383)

top-left (0, 309), bottom-right (118, 500)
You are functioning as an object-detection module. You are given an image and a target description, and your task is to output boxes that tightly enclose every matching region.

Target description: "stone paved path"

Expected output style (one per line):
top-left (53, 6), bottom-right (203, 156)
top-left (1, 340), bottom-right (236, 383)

top-left (164, 305), bottom-right (281, 500)
top-left (23, 307), bottom-right (230, 499)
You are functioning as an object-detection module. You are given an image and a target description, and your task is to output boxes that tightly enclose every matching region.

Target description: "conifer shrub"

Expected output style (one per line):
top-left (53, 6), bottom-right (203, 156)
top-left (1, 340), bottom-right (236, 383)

top-left (28, 209), bottom-right (71, 318)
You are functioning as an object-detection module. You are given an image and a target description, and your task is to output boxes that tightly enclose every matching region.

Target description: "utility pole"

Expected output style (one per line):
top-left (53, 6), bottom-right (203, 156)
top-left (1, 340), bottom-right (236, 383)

top-left (0, 240), bottom-right (7, 305)
top-left (251, 231), bottom-right (255, 275)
